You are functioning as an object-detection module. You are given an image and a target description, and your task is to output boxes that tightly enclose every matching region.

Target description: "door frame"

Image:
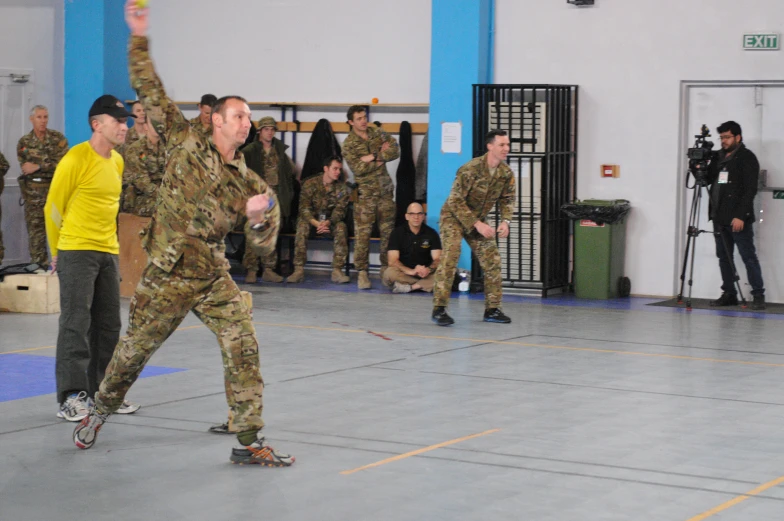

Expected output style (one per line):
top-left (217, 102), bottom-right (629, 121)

top-left (674, 80), bottom-right (784, 295)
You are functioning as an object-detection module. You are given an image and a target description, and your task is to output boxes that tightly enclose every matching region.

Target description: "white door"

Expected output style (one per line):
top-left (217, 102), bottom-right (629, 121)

top-left (681, 84), bottom-right (776, 301)
top-left (0, 69), bottom-right (33, 266)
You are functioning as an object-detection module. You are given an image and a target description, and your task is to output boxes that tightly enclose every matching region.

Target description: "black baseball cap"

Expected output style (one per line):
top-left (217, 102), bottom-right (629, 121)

top-left (88, 95), bottom-right (136, 120)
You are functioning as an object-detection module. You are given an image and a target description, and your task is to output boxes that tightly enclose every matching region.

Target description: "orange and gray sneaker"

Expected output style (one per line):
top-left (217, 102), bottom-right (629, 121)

top-left (230, 435), bottom-right (295, 467)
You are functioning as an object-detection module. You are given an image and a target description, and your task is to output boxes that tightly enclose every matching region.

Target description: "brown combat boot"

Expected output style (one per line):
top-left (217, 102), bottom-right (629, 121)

top-left (261, 269), bottom-right (284, 283)
top-left (357, 270), bottom-right (371, 290)
top-left (245, 270), bottom-right (257, 284)
top-left (287, 267), bottom-right (305, 283)
top-left (331, 269), bottom-right (350, 284)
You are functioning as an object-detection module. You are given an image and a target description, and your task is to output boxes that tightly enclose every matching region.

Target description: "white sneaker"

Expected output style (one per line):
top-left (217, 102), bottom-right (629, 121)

top-left (57, 391), bottom-right (90, 422)
top-left (116, 400), bottom-right (141, 415)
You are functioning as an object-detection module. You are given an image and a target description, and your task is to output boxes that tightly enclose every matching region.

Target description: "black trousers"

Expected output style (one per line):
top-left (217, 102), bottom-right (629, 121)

top-left (55, 250), bottom-right (121, 404)
top-left (713, 222), bottom-right (765, 297)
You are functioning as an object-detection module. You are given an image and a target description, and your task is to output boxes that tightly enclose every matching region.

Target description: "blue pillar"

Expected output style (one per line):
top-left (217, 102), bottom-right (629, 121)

top-left (427, 0), bottom-right (494, 269)
top-left (64, 1), bottom-right (132, 144)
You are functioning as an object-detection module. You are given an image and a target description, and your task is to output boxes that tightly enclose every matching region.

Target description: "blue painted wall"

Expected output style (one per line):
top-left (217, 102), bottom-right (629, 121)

top-left (427, 0), bottom-right (493, 269)
top-left (64, 1), bottom-right (132, 144)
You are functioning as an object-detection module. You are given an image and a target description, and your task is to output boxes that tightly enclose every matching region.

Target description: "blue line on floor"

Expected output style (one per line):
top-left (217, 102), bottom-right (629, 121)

top-left (236, 273), bottom-right (782, 321)
top-left (0, 354), bottom-right (186, 402)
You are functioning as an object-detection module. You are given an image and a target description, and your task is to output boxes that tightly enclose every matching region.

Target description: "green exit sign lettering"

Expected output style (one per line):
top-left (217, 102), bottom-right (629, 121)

top-left (744, 33), bottom-right (779, 50)
top-left (773, 191), bottom-right (784, 199)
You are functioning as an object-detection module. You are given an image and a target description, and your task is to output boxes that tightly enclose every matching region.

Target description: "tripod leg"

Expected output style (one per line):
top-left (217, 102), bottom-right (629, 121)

top-left (678, 188), bottom-right (701, 303)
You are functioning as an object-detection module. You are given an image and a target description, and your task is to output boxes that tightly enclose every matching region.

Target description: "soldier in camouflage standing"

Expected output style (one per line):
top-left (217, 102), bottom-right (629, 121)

top-left (118, 100), bottom-right (148, 155)
top-left (342, 106), bottom-right (399, 289)
top-left (17, 105), bottom-right (69, 269)
top-left (432, 130), bottom-right (515, 327)
top-left (240, 117), bottom-right (296, 283)
top-left (287, 155), bottom-right (351, 284)
top-left (189, 93), bottom-right (217, 140)
top-left (0, 151), bottom-right (8, 264)
top-left (73, 0), bottom-right (295, 468)
top-left (122, 119), bottom-right (165, 217)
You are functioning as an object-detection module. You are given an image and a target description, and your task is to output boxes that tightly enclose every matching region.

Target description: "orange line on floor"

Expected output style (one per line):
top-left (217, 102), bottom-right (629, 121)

top-left (685, 474), bottom-right (784, 521)
top-left (341, 428), bottom-right (501, 475)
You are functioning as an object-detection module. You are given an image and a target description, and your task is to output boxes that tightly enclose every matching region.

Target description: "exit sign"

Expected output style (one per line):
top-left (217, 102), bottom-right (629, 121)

top-left (773, 191), bottom-right (784, 199)
top-left (743, 33), bottom-right (779, 50)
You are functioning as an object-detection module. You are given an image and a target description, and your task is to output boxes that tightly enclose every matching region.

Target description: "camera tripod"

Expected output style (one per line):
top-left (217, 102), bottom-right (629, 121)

top-left (677, 183), bottom-right (747, 310)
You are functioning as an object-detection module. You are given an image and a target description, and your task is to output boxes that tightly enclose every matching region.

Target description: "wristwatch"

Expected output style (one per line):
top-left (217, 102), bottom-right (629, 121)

top-left (251, 221), bottom-right (268, 231)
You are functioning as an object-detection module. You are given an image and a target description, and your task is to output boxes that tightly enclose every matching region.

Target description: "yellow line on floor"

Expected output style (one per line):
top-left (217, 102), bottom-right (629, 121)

top-left (685, 474), bottom-right (784, 521)
top-left (253, 322), bottom-right (784, 368)
top-left (1, 324), bottom-right (206, 355)
top-left (341, 428), bottom-right (500, 475)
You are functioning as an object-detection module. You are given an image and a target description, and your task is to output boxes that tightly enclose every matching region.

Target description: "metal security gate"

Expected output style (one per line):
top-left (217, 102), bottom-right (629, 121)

top-left (472, 84), bottom-right (578, 296)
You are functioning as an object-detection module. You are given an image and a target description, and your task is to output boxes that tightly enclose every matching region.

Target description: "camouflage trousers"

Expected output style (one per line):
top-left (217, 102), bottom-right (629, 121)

top-left (433, 215), bottom-right (503, 309)
top-left (242, 230), bottom-right (279, 271)
top-left (20, 178), bottom-right (51, 268)
top-left (293, 219), bottom-right (347, 268)
top-left (353, 195), bottom-right (395, 271)
top-left (95, 263), bottom-right (265, 433)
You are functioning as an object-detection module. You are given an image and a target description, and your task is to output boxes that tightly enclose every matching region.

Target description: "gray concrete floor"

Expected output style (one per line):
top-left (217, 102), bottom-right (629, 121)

top-left (2, 279), bottom-right (784, 521)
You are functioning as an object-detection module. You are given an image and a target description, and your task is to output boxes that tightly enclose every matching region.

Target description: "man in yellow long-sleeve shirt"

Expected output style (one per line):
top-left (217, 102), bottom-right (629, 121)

top-left (45, 95), bottom-right (140, 421)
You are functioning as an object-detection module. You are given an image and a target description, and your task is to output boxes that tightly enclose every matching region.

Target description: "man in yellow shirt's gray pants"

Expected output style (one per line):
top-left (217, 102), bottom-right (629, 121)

top-left (45, 95), bottom-right (141, 422)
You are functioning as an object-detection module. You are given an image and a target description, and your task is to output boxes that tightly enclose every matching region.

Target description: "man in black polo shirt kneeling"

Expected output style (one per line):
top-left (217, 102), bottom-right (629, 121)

top-left (382, 202), bottom-right (442, 293)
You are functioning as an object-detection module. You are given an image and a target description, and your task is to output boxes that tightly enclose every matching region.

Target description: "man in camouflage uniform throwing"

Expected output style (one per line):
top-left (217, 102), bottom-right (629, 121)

top-left (287, 155), bottom-right (351, 284)
top-left (342, 106), bottom-right (399, 289)
top-left (73, 0), bottom-right (294, 468)
top-left (17, 105), bottom-right (69, 269)
top-left (432, 130), bottom-right (515, 327)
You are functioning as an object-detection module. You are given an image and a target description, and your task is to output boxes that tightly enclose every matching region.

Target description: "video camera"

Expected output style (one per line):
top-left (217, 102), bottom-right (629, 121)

top-left (687, 124), bottom-right (715, 186)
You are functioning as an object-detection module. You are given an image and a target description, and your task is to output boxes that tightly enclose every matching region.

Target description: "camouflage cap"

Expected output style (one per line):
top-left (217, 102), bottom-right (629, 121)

top-left (257, 116), bottom-right (277, 130)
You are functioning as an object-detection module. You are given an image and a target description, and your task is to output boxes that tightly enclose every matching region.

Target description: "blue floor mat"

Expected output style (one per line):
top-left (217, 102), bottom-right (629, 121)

top-left (0, 354), bottom-right (186, 402)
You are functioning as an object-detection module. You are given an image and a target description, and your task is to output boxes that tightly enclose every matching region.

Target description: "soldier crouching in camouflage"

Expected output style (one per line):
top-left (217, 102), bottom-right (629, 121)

top-left (432, 130), bottom-right (515, 327)
top-left (73, 0), bottom-right (295, 467)
top-left (16, 105), bottom-right (69, 269)
top-left (287, 155), bottom-right (351, 284)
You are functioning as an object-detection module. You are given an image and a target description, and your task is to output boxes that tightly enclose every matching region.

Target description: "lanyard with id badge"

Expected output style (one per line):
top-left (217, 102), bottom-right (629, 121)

top-left (718, 170), bottom-right (729, 184)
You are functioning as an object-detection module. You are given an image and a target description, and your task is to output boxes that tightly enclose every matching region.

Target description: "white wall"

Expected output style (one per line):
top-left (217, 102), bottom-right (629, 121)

top-left (147, 0), bottom-right (431, 103)
top-left (495, 0), bottom-right (784, 297)
top-left (0, 0), bottom-right (64, 136)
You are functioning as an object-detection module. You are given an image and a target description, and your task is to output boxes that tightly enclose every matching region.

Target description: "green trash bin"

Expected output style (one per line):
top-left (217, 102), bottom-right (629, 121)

top-left (568, 199), bottom-right (631, 299)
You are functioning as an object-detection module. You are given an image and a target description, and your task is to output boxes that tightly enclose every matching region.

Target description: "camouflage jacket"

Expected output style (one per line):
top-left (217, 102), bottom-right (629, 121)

top-left (298, 176), bottom-right (350, 225)
top-left (129, 36), bottom-right (279, 278)
top-left (17, 129), bottom-right (69, 181)
top-left (342, 126), bottom-right (399, 200)
top-left (0, 151), bottom-right (8, 177)
top-left (188, 116), bottom-right (212, 140)
top-left (122, 136), bottom-right (166, 217)
top-left (442, 153), bottom-right (516, 231)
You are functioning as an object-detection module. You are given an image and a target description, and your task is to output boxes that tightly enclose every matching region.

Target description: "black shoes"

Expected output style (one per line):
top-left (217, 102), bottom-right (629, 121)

top-left (432, 306), bottom-right (454, 326)
top-left (709, 292), bottom-right (739, 307)
top-left (483, 308), bottom-right (511, 323)
top-left (751, 295), bottom-right (767, 311)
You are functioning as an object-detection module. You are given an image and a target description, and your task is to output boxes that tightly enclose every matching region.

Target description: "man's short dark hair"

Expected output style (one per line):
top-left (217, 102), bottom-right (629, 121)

top-left (346, 105), bottom-right (367, 122)
top-left (211, 95), bottom-right (248, 120)
top-left (717, 121), bottom-right (742, 139)
top-left (199, 94), bottom-right (218, 107)
top-left (130, 100), bottom-right (142, 108)
top-left (322, 155), bottom-right (343, 169)
top-left (485, 129), bottom-right (508, 146)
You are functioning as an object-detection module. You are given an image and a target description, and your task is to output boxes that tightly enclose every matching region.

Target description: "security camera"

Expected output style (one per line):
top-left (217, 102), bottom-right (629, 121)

top-left (10, 74), bottom-right (30, 84)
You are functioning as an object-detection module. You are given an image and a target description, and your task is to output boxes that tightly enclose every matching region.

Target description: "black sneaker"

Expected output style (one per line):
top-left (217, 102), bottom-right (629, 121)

top-left (483, 308), bottom-right (511, 323)
top-left (230, 435), bottom-right (295, 467)
top-left (432, 306), bottom-right (454, 326)
top-left (709, 292), bottom-right (739, 307)
top-left (751, 295), bottom-right (766, 311)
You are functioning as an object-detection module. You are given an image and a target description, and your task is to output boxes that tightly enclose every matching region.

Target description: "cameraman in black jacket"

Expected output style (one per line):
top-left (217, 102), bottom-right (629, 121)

top-left (706, 121), bottom-right (765, 310)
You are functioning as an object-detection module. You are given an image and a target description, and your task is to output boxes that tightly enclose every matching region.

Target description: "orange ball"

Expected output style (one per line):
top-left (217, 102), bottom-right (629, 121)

top-left (371, 98), bottom-right (379, 104)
